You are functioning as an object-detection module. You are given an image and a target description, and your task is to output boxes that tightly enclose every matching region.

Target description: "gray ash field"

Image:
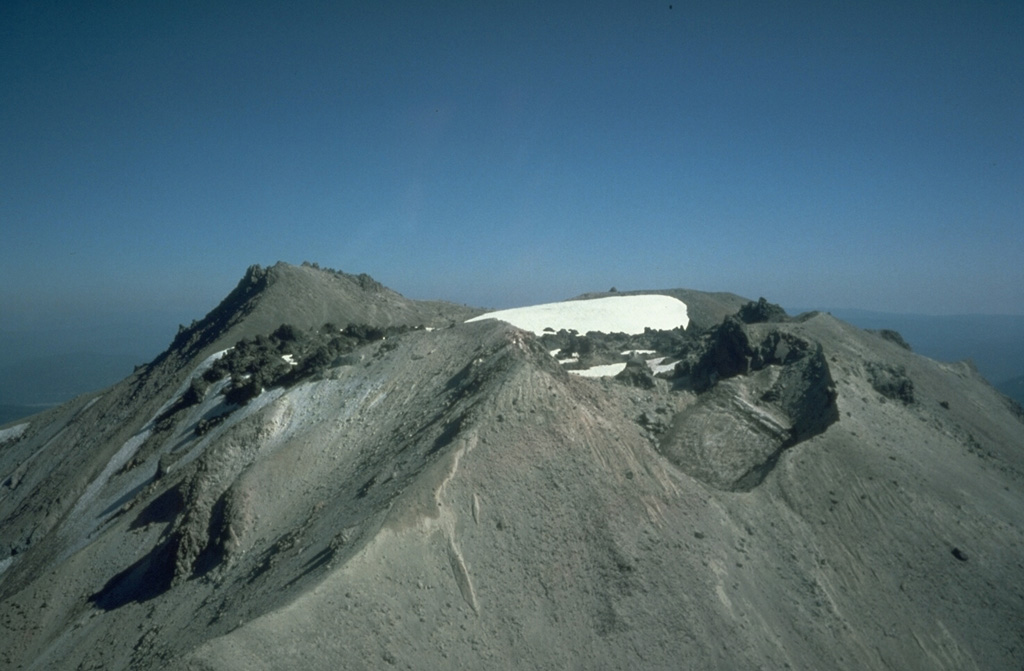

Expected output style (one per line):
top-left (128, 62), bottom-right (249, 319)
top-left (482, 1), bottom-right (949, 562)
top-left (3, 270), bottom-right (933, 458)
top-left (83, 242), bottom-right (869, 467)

top-left (1, 262), bottom-right (1022, 670)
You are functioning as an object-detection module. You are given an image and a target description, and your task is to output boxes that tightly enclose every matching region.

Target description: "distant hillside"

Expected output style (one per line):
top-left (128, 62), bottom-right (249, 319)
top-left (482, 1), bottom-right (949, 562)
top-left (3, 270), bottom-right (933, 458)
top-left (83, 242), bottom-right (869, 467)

top-left (0, 320), bottom-right (180, 423)
top-left (791, 308), bottom-right (1024, 388)
top-left (0, 405), bottom-right (52, 426)
top-left (0, 352), bottom-right (139, 407)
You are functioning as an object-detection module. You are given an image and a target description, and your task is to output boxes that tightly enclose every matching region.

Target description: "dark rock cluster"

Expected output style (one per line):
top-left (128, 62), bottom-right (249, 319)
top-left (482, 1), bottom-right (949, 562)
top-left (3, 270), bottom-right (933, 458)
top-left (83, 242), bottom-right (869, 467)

top-left (533, 299), bottom-right (841, 492)
top-left (870, 329), bottom-right (913, 351)
top-left (149, 323), bottom-right (418, 442)
top-left (657, 316), bottom-right (839, 491)
top-left (736, 297), bottom-right (790, 324)
top-left (671, 315), bottom-right (814, 392)
top-left (208, 323), bottom-right (416, 406)
top-left (866, 361), bottom-right (915, 404)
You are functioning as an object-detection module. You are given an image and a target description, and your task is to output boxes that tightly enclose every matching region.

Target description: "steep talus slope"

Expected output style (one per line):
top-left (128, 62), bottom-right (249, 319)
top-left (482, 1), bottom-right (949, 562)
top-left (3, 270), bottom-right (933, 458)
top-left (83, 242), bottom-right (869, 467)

top-left (1, 269), bottom-right (1023, 670)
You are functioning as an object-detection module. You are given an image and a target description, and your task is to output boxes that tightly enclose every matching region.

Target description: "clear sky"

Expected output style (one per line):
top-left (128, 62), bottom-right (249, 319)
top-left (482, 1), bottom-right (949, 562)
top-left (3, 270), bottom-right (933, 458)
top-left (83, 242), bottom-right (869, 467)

top-left (2, 0), bottom-right (1022, 336)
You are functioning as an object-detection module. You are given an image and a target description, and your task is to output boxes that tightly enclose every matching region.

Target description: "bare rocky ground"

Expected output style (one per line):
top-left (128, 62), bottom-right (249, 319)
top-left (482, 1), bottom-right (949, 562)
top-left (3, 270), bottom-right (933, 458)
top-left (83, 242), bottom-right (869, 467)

top-left (1, 263), bottom-right (1022, 670)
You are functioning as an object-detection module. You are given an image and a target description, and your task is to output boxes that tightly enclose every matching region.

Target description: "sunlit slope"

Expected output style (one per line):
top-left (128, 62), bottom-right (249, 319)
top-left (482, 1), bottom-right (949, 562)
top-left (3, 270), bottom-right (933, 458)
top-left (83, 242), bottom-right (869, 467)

top-left (1, 264), bottom-right (1022, 670)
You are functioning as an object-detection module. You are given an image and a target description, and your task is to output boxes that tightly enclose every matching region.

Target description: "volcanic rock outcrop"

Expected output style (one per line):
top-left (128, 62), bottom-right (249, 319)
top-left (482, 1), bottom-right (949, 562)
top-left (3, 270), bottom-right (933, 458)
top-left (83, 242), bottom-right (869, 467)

top-left (660, 315), bottom-right (839, 491)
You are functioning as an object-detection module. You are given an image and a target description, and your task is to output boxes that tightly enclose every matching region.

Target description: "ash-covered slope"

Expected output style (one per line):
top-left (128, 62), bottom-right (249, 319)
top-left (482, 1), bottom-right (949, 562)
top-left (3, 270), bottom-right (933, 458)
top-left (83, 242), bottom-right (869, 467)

top-left (1, 268), bottom-right (1023, 670)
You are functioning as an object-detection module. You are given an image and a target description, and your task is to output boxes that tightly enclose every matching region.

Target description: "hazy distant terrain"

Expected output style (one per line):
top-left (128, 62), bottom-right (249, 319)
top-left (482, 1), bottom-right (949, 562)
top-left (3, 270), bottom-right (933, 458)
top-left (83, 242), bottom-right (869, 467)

top-left (0, 320), bottom-right (185, 424)
top-left (0, 353), bottom-right (138, 421)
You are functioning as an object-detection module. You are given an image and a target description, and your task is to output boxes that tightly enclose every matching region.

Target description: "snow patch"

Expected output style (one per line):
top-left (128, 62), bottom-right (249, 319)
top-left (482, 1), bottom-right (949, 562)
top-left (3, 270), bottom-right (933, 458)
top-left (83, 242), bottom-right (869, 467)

top-left (173, 384), bottom-right (289, 473)
top-left (570, 363), bottom-right (628, 378)
top-left (571, 356), bottom-right (677, 378)
top-left (64, 348), bottom-right (232, 551)
top-left (69, 428), bottom-right (151, 523)
top-left (648, 357), bottom-right (678, 375)
top-left (148, 349), bottom-right (231, 423)
top-left (0, 423), bottom-right (29, 443)
top-left (466, 295), bottom-right (688, 335)
top-left (468, 296), bottom-right (689, 378)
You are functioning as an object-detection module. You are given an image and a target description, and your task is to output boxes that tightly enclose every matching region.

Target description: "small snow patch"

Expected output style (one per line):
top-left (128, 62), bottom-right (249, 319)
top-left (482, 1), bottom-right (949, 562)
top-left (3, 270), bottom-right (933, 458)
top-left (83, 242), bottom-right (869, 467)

top-left (570, 363), bottom-right (628, 378)
top-left (69, 428), bottom-right (151, 522)
top-left (0, 423), bottom-right (29, 443)
top-left (647, 357), bottom-right (677, 375)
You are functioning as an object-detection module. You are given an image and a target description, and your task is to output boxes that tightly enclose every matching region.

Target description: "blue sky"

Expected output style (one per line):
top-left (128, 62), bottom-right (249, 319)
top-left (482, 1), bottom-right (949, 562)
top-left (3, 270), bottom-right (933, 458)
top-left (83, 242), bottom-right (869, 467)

top-left (2, 0), bottom-right (1022, 335)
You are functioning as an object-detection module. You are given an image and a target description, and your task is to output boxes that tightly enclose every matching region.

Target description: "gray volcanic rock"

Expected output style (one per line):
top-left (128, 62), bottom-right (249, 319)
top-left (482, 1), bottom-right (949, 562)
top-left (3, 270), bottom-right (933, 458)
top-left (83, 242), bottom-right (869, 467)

top-left (1, 264), bottom-right (1023, 670)
top-left (869, 328), bottom-right (914, 351)
top-left (660, 323), bottom-right (838, 491)
top-left (614, 358), bottom-right (658, 389)
top-left (866, 361), bottom-right (916, 404)
top-left (735, 296), bottom-right (790, 324)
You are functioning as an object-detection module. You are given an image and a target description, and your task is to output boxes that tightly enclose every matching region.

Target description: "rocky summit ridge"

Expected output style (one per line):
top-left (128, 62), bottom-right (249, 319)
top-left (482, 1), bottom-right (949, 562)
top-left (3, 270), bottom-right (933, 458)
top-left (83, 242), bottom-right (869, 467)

top-left (1, 262), bottom-right (1023, 670)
